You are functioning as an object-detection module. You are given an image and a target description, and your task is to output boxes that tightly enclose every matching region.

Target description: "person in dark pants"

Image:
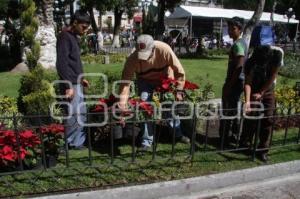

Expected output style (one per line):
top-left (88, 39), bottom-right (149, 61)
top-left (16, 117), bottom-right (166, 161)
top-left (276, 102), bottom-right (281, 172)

top-left (56, 10), bottom-right (90, 149)
top-left (240, 45), bottom-right (284, 162)
top-left (219, 17), bottom-right (247, 147)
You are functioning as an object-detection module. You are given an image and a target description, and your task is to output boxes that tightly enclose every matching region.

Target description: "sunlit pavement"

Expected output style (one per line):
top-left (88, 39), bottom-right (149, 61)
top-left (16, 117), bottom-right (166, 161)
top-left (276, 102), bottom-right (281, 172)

top-left (161, 173), bottom-right (300, 199)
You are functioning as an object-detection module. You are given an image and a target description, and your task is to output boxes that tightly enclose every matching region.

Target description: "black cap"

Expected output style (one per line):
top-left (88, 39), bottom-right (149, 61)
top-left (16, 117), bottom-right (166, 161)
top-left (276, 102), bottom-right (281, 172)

top-left (228, 17), bottom-right (244, 30)
top-left (71, 10), bottom-right (90, 24)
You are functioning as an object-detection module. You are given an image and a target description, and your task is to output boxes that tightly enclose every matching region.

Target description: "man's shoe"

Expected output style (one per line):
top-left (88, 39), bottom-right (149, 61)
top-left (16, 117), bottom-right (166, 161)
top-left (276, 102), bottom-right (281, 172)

top-left (137, 145), bottom-right (151, 153)
top-left (177, 136), bottom-right (190, 144)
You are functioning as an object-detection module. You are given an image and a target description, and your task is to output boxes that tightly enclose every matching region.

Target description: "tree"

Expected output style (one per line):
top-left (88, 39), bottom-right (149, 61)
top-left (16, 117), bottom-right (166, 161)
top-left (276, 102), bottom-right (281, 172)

top-left (80, 0), bottom-right (98, 32)
top-left (155, 0), bottom-right (181, 40)
top-left (81, 0), bottom-right (142, 47)
top-left (34, 0), bottom-right (57, 69)
top-left (0, 0), bottom-right (9, 20)
top-left (242, 0), bottom-right (266, 48)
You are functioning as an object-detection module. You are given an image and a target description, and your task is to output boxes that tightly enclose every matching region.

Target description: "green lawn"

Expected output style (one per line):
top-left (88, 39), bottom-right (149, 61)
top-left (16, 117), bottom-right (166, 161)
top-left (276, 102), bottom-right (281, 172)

top-left (1, 57), bottom-right (298, 98)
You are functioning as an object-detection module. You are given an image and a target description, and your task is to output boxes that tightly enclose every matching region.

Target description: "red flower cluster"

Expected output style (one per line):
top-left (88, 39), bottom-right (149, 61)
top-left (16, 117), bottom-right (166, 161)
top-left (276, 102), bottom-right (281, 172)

top-left (93, 94), bottom-right (117, 112)
top-left (156, 77), bottom-right (199, 92)
top-left (0, 129), bottom-right (41, 165)
top-left (184, 80), bottom-right (199, 90)
top-left (156, 77), bottom-right (178, 92)
top-left (41, 124), bottom-right (64, 135)
top-left (128, 98), bottom-right (153, 116)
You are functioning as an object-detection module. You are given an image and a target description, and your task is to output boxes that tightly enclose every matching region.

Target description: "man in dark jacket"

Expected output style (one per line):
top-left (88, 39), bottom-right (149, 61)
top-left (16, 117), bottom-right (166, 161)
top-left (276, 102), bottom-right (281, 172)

top-left (56, 10), bottom-right (90, 149)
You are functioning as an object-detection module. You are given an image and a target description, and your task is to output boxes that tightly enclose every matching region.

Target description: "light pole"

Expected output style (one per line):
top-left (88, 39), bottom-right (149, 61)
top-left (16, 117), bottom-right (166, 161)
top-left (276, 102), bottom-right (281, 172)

top-left (283, 7), bottom-right (296, 50)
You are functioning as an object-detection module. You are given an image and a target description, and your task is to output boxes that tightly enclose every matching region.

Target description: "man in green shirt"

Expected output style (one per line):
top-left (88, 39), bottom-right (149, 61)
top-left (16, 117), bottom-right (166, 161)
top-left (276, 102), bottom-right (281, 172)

top-left (219, 17), bottom-right (247, 148)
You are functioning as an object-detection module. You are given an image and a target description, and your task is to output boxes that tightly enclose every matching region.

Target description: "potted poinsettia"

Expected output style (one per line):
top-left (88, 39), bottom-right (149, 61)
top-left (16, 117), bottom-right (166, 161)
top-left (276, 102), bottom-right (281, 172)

top-left (0, 128), bottom-right (41, 171)
top-left (91, 94), bottom-right (125, 139)
top-left (40, 124), bottom-right (64, 167)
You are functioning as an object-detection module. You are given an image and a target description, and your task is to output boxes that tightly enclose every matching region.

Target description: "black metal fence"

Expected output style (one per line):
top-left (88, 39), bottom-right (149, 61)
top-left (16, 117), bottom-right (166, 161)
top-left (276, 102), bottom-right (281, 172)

top-left (0, 104), bottom-right (299, 197)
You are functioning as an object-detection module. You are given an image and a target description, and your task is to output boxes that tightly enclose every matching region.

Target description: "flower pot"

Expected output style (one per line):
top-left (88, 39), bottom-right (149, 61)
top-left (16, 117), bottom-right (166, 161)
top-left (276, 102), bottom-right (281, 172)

top-left (113, 125), bottom-right (123, 139)
top-left (46, 154), bottom-right (58, 168)
top-left (124, 124), bottom-right (140, 138)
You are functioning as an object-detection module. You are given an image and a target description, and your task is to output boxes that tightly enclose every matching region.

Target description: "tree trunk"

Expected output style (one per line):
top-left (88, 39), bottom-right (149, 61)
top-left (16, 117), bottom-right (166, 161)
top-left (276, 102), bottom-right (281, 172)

top-left (69, 0), bottom-right (74, 17)
top-left (36, 0), bottom-right (54, 26)
top-left (242, 0), bottom-right (266, 48)
top-left (155, 0), bottom-right (166, 41)
top-left (112, 8), bottom-right (123, 48)
top-left (270, 0), bottom-right (277, 27)
top-left (98, 12), bottom-right (103, 31)
top-left (35, 0), bottom-right (57, 69)
top-left (88, 7), bottom-right (99, 33)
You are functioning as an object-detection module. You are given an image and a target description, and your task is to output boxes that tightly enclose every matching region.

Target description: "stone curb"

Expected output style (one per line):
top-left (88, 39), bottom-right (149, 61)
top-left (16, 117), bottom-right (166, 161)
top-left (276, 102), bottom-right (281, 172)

top-left (33, 160), bottom-right (300, 199)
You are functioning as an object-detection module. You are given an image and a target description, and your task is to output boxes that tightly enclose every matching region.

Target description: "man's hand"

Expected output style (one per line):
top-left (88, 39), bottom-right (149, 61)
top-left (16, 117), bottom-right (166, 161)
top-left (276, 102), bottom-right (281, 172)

top-left (252, 93), bottom-right (262, 101)
top-left (244, 101), bottom-right (251, 114)
top-left (65, 88), bottom-right (75, 99)
top-left (176, 91), bottom-right (184, 101)
top-left (81, 79), bottom-right (90, 88)
top-left (117, 102), bottom-right (129, 127)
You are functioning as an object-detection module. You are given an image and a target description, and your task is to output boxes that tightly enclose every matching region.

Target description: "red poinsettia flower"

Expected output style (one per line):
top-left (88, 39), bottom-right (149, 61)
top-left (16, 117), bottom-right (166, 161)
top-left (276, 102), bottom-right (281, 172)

top-left (128, 98), bottom-right (139, 106)
top-left (93, 94), bottom-right (117, 112)
top-left (41, 124), bottom-right (64, 135)
top-left (184, 80), bottom-right (199, 90)
top-left (20, 130), bottom-right (41, 148)
top-left (0, 130), bottom-right (16, 145)
top-left (139, 101), bottom-right (154, 116)
top-left (156, 76), bottom-right (179, 92)
top-left (20, 147), bottom-right (28, 159)
top-left (1, 145), bottom-right (16, 162)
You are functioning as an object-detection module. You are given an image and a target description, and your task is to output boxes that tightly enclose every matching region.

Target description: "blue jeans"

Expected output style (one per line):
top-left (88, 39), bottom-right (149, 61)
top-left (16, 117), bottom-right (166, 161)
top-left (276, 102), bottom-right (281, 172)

top-left (64, 84), bottom-right (87, 147)
top-left (137, 79), bottom-right (183, 147)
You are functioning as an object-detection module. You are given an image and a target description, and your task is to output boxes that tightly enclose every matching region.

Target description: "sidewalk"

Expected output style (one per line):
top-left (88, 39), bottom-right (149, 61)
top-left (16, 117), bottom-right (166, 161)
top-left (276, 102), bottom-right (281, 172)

top-left (32, 160), bottom-right (300, 199)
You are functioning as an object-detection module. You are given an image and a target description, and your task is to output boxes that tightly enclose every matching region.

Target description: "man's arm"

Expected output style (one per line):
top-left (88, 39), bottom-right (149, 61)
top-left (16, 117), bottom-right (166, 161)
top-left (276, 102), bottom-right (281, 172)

top-left (118, 57), bottom-right (135, 110)
top-left (252, 66), bottom-right (280, 100)
top-left (56, 32), bottom-right (74, 98)
top-left (165, 46), bottom-right (185, 90)
top-left (56, 32), bottom-right (72, 85)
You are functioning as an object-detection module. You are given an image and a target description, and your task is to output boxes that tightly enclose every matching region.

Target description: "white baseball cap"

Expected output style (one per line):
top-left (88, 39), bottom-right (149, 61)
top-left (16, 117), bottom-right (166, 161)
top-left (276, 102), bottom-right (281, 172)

top-left (136, 34), bottom-right (154, 60)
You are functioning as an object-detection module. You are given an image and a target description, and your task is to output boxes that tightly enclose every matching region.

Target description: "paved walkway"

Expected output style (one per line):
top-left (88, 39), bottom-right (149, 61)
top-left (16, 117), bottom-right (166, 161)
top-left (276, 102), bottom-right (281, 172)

top-left (33, 160), bottom-right (300, 199)
top-left (161, 173), bottom-right (300, 199)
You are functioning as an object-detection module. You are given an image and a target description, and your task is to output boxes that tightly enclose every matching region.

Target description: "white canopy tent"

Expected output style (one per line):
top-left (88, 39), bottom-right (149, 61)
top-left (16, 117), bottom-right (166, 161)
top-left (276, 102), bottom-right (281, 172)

top-left (167, 5), bottom-right (299, 38)
top-left (168, 6), bottom-right (299, 24)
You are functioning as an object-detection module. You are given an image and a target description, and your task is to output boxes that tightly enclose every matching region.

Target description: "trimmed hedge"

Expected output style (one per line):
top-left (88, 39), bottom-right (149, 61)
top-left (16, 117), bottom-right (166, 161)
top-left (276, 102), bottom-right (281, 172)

top-left (81, 53), bottom-right (127, 64)
top-left (279, 53), bottom-right (300, 79)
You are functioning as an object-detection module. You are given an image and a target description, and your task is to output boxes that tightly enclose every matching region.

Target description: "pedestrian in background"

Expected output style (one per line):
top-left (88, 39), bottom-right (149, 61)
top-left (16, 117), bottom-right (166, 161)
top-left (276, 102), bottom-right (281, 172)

top-left (219, 17), bottom-right (247, 148)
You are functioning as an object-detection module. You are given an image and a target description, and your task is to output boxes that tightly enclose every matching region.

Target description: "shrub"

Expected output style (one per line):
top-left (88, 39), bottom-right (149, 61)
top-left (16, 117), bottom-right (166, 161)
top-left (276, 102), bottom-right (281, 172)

top-left (17, 65), bottom-right (58, 117)
top-left (275, 84), bottom-right (300, 114)
top-left (85, 70), bottom-right (121, 99)
top-left (0, 96), bottom-right (21, 129)
top-left (81, 53), bottom-right (127, 64)
top-left (279, 53), bottom-right (300, 79)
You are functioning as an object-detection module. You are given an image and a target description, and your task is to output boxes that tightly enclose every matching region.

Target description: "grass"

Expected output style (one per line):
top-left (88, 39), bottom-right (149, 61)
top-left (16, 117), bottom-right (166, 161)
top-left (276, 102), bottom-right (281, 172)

top-left (0, 56), bottom-right (299, 197)
top-left (1, 57), bottom-right (298, 98)
top-left (0, 126), bottom-right (299, 198)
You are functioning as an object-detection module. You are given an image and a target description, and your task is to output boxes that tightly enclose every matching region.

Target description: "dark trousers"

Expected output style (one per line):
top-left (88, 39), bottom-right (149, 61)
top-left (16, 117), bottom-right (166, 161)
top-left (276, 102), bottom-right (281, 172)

top-left (219, 83), bottom-right (243, 146)
top-left (240, 91), bottom-right (275, 153)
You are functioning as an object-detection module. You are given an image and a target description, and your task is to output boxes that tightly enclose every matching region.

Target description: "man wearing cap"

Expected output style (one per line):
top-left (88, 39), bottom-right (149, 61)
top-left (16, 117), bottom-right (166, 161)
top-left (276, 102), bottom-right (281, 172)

top-left (56, 10), bottom-right (90, 150)
top-left (118, 34), bottom-right (190, 151)
top-left (219, 17), bottom-right (248, 148)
